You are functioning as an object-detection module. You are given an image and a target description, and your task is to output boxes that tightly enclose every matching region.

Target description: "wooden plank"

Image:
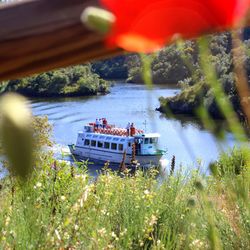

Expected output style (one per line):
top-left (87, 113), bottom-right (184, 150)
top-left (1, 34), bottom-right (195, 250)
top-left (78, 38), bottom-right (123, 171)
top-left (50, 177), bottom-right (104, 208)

top-left (0, 0), bottom-right (122, 80)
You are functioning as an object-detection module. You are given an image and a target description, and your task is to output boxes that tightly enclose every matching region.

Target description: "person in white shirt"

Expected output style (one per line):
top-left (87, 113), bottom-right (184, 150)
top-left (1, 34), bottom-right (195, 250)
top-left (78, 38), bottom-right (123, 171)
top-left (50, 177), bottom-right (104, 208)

top-left (96, 118), bottom-right (100, 129)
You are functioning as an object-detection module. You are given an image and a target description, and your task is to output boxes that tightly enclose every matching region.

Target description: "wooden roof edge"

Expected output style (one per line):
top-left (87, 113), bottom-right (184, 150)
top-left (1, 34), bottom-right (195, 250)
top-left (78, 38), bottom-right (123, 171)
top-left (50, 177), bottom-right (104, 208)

top-left (0, 0), bottom-right (122, 81)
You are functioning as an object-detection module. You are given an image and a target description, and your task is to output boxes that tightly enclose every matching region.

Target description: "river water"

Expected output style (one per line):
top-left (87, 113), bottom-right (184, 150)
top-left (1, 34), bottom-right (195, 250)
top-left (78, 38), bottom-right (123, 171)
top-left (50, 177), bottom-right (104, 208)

top-left (31, 83), bottom-right (237, 173)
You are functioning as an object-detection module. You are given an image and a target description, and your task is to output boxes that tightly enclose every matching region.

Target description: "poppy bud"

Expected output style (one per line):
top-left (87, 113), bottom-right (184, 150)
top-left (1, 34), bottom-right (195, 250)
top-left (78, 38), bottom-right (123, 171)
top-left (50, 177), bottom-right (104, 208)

top-left (81, 7), bottom-right (115, 34)
top-left (194, 178), bottom-right (205, 191)
top-left (0, 93), bottom-right (33, 179)
top-left (187, 196), bottom-right (197, 207)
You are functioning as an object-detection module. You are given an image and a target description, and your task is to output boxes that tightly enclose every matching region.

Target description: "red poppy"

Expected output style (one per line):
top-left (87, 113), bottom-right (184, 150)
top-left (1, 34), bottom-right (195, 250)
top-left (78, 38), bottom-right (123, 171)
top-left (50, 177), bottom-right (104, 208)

top-left (101, 0), bottom-right (250, 52)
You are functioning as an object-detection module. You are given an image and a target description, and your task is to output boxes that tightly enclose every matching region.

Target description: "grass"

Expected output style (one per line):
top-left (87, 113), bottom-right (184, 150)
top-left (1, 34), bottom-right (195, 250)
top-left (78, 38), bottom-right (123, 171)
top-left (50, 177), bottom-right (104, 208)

top-left (0, 148), bottom-right (249, 249)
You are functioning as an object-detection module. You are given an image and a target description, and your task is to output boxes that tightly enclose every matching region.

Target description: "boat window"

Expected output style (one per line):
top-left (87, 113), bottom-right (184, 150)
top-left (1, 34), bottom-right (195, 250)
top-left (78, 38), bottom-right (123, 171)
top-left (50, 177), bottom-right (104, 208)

top-left (128, 142), bottom-right (131, 147)
top-left (86, 134), bottom-right (92, 138)
top-left (98, 141), bottom-right (103, 148)
top-left (111, 143), bottom-right (117, 150)
top-left (120, 139), bottom-right (125, 142)
top-left (150, 138), bottom-right (157, 144)
top-left (144, 138), bottom-right (149, 144)
top-left (84, 139), bottom-right (90, 146)
top-left (113, 138), bottom-right (119, 141)
top-left (106, 137), bottom-right (112, 141)
top-left (118, 144), bottom-right (123, 151)
top-left (91, 140), bottom-right (96, 147)
top-left (104, 142), bottom-right (110, 149)
top-left (93, 135), bottom-right (98, 138)
top-left (100, 136), bottom-right (105, 139)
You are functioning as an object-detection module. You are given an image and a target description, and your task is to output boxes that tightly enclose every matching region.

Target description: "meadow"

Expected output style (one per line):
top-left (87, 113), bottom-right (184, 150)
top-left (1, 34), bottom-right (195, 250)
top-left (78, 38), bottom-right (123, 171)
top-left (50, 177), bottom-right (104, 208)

top-left (0, 147), bottom-right (249, 249)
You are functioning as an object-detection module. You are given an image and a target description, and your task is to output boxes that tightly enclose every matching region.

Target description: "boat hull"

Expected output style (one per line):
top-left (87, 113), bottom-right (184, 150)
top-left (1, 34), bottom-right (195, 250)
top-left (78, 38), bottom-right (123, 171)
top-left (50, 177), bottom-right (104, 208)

top-left (69, 144), bottom-right (163, 167)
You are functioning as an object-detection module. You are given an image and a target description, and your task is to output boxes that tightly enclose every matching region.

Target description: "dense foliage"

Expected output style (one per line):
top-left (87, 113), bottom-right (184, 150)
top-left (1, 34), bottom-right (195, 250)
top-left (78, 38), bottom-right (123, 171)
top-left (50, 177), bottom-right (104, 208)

top-left (2, 65), bottom-right (109, 97)
top-left (0, 148), bottom-right (249, 249)
top-left (92, 55), bottom-right (129, 79)
top-left (158, 33), bottom-right (250, 121)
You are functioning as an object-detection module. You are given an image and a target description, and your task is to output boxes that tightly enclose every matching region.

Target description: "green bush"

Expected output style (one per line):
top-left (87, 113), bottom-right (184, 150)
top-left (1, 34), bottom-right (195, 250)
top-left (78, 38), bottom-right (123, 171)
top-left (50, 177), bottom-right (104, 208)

top-left (2, 65), bottom-right (109, 97)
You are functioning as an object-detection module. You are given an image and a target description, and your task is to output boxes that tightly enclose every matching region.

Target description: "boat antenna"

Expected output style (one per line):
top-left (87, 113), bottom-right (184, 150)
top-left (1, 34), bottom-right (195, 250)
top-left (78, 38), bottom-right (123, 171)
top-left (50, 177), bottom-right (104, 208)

top-left (143, 120), bottom-right (147, 132)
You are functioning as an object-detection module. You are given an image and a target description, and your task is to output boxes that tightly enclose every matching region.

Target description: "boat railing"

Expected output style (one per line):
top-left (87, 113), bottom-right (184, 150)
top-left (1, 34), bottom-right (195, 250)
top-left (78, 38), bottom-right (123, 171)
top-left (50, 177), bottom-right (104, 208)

top-left (87, 123), bottom-right (144, 136)
top-left (94, 127), bottom-right (144, 136)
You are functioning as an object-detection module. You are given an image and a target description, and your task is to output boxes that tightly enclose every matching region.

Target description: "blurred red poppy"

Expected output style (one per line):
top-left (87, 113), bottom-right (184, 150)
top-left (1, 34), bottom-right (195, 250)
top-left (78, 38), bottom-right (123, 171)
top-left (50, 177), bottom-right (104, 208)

top-left (101, 0), bottom-right (250, 52)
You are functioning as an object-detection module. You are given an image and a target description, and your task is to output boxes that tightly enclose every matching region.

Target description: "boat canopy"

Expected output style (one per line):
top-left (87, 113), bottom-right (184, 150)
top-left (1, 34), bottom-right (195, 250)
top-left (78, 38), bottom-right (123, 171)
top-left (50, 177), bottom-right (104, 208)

top-left (134, 133), bottom-right (160, 138)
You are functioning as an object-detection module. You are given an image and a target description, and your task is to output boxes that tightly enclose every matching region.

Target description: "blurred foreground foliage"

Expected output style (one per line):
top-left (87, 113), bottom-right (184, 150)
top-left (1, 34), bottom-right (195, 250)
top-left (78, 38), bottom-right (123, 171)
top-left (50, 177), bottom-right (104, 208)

top-left (1, 65), bottom-right (109, 97)
top-left (0, 148), bottom-right (249, 249)
top-left (0, 94), bottom-right (52, 178)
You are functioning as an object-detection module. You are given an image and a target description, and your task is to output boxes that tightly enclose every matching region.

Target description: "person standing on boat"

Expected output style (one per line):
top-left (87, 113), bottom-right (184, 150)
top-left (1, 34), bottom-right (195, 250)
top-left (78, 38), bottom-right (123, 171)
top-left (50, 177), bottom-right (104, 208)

top-left (130, 123), bottom-right (136, 136)
top-left (103, 118), bottom-right (107, 128)
top-left (126, 122), bottom-right (131, 136)
top-left (95, 118), bottom-right (100, 129)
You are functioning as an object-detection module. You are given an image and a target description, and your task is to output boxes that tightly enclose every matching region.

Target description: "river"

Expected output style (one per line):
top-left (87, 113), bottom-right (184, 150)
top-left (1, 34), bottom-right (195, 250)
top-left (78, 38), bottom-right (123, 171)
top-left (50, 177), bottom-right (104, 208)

top-left (31, 83), bottom-right (237, 173)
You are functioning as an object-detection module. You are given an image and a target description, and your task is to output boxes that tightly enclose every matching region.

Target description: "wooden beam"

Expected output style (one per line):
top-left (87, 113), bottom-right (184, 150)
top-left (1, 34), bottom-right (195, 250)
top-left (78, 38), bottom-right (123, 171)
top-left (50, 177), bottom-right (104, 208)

top-left (0, 0), bottom-right (122, 81)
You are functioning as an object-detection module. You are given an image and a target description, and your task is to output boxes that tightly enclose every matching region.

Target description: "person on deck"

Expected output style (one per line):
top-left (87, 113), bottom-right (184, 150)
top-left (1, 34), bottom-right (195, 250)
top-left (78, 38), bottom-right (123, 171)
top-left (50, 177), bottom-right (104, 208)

top-left (95, 118), bottom-right (100, 129)
top-left (103, 118), bottom-right (107, 128)
top-left (130, 123), bottom-right (136, 136)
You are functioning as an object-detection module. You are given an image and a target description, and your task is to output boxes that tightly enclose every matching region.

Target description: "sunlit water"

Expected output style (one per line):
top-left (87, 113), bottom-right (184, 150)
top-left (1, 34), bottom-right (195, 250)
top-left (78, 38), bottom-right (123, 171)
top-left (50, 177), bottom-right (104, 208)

top-left (30, 83), bottom-right (238, 174)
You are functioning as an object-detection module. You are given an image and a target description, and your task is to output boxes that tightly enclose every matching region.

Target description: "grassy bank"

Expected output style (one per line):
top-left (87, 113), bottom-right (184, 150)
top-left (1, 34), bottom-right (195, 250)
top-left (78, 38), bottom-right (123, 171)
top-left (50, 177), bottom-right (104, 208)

top-left (0, 148), bottom-right (249, 249)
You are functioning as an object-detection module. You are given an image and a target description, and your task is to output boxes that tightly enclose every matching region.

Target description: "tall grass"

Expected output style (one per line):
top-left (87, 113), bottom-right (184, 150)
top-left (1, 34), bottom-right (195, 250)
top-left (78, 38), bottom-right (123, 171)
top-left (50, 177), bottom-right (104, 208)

top-left (0, 148), bottom-right (249, 249)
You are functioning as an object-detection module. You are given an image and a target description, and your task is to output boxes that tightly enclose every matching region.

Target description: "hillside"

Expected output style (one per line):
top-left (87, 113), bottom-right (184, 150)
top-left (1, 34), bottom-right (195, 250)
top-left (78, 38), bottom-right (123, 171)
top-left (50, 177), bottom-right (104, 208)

top-left (157, 33), bottom-right (249, 122)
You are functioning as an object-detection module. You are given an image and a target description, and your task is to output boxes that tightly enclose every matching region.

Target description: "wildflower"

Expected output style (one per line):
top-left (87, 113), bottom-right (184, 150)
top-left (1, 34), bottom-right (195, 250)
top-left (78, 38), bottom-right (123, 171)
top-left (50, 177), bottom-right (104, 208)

top-left (144, 189), bottom-right (150, 195)
top-left (107, 244), bottom-right (114, 249)
top-left (149, 214), bottom-right (158, 226)
top-left (5, 216), bottom-right (10, 226)
top-left (9, 230), bottom-right (16, 238)
top-left (101, 209), bottom-right (107, 215)
top-left (72, 202), bottom-right (79, 211)
top-left (74, 224), bottom-right (79, 231)
top-left (120, 228), bottom-right (127, 236)
top-left (35, 182), bottom-right (42, 188)
top-left (60, 195), bottom-right (66, 201)
top-left (189, 239), bottom-right (204, 249)
top-left (111, 232), bottom-right (117, 238)
top-left (100, 0), bottom-right (250, 52)
top-left (139, 240), bottom-right (144, 247)
top-left (98, 228), bottom-right (106, 237)
top-left (64, 232), bottom-right (70, 240)
top-left (55, 229), bottom-right (61, 241)
top-left (190, 222), bottom-right (196, 228)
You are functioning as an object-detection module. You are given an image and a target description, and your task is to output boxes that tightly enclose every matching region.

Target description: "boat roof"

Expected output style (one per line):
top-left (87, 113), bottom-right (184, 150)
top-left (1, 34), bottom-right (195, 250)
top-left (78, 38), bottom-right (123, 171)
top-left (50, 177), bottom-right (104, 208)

top-left (135, 133), bottom-right (160, 138)
top-left (79, 131), bottom-right (160, 139)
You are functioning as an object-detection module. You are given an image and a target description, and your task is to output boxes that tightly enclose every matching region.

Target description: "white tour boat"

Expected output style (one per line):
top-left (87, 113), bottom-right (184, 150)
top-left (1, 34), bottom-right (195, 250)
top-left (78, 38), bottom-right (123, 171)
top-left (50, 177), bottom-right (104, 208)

top-left (69, 121), bottom-right (165, 166)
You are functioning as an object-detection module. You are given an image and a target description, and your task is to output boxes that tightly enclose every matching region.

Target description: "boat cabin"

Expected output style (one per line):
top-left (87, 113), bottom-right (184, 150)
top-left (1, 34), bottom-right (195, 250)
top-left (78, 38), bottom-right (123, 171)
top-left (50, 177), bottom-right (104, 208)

top-left (134, 133), bottom-right (160, 155)
top-left (76, 126), bottom-right (160, 156)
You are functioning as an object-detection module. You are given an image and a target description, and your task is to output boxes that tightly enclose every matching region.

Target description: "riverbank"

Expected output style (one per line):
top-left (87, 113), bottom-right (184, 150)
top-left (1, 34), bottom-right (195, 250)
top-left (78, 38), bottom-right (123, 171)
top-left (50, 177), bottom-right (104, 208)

top-left (157, 82), bottom-right (246, 123)
top-left (1, 65), bottom-right (109, 98)
top-left (0, 148), bottom-right (249, 249)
